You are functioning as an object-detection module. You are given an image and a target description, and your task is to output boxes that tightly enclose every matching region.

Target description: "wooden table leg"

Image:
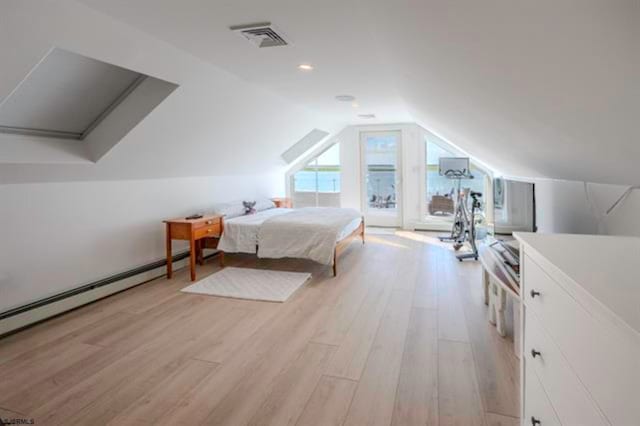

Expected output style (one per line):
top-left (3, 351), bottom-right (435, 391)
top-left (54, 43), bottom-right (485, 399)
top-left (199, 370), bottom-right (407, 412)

top-left (189, 236), bottom-right (197, 281)
top-left (219, 251), bottom-right (225, 267)
top-left (196, 240), bottom-right (203, 265)
top-left (166, 223), bottom-right (173, 279)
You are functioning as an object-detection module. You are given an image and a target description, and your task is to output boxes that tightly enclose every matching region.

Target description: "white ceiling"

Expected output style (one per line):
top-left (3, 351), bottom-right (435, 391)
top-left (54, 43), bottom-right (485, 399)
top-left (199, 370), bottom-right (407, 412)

top-left (75, 0), bottom-right (640, 185)
top-left (2, 0), bottom-right (639, 185)
top-left (77, 0), bottom-right (413, 125)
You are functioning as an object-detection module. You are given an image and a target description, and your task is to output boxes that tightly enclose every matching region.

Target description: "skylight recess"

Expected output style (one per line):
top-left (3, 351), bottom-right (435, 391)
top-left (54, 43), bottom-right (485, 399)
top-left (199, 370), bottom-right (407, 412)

top-left (281, 128), bottom-right (330, 164)
top-left (0, 48), bottom-right (147, 140)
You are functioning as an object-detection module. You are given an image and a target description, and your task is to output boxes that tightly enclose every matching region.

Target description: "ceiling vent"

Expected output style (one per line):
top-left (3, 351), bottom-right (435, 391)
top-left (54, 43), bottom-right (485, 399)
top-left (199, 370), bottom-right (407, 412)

top-left (230, 22), bottom-right (289, 48)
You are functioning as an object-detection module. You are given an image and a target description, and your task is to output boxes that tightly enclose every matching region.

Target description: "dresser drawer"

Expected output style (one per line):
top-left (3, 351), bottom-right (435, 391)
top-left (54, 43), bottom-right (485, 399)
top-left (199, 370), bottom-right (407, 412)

top-left (523, 255), bottom-right (640, 424)
top-left (194, 223), bottom-right (221, 239)
top-left (524, 359), bottom-right (560, 426)
top-left (524, 312), bottom-right (606, 426)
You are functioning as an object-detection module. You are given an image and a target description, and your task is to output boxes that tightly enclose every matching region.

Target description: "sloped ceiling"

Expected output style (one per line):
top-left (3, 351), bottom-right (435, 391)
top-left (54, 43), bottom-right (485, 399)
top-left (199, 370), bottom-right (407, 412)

top-left (0, 0), bottom-right (344, 183)
top-left (74, 0), bottom-right (639, 185)
top-left (2, 0), bottom-right (639, 185)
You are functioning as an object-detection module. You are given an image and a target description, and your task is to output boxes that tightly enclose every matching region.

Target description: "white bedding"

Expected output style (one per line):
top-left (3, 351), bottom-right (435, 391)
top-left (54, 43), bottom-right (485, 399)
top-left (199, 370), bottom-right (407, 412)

top-left (258, 207), bottom-right (362, 265)
top-left (218, 208), bottom-right (292, 254)
top-left (218, 207), bottom-right (362, 265)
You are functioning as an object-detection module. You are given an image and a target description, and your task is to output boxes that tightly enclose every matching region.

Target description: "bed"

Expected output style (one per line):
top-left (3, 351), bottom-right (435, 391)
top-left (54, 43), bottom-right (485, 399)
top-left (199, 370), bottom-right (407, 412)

top-left (213, 206), bottom-right (364, 276)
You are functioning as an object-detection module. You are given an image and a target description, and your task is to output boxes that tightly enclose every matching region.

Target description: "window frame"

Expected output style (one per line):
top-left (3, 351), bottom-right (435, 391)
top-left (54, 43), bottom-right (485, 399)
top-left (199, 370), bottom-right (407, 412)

top-left (288, 141), bottom-right (341, 208)
top-left (419, 130), bottom-right (493, 230)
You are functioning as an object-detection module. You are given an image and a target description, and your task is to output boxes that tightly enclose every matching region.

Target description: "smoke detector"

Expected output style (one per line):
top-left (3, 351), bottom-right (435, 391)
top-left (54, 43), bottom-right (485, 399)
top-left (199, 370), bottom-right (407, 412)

top-left (230, 22), bottom-right (290, 48)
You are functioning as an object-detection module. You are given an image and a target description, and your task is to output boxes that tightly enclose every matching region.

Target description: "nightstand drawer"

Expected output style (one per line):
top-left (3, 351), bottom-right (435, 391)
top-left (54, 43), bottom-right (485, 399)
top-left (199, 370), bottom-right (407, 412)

top-left (193, 218), bottom-right (220, 229)
top-left (194, 223), bottom-right (221, 239)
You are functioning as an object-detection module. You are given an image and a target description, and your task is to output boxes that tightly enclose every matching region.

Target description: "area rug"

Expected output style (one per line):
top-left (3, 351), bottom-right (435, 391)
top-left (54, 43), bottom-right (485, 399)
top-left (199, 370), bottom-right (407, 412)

top-left (180, 267), bottom-right (311, 302)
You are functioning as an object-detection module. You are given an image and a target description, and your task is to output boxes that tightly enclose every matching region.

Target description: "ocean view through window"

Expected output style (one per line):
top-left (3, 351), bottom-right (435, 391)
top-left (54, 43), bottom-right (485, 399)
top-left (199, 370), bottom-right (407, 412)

top-left (425, 135), bottom-right (487, 226)
top-left (292, 143), bottom-right (341, 207)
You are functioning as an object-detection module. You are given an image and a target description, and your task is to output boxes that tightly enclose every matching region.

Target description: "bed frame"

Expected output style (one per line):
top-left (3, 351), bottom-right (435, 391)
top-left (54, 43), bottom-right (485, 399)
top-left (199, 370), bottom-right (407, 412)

top-left (202, 216), bottom-right (365, 277)
top-left (333, 217), bottom-right (365, 276)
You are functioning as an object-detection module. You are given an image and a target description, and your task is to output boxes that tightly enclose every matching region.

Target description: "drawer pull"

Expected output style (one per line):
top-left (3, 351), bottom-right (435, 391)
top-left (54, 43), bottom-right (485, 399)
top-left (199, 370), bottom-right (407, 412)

top-left (206, 220), bottom-right (213, 224)
top-left (207, 229), bottom-right (213, 233)
top-left (531, 417), bottom-right (541, 426)
top-left (531, 349), bottom-right (541, 358)
top-left (530, 289), bottom-right (541, 298)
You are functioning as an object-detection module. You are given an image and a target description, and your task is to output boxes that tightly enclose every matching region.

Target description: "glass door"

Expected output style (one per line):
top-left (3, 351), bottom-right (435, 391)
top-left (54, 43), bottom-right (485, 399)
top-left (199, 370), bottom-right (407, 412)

top-left (360, 131), bottom-right (402, 227)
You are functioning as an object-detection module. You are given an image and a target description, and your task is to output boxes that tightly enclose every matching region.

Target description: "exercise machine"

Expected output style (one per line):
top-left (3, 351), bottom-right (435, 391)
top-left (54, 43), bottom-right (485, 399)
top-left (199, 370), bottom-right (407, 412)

top-left (455, 190), bottom-right (482, 261)
top-left (436, 157), bottom-right (482, 261)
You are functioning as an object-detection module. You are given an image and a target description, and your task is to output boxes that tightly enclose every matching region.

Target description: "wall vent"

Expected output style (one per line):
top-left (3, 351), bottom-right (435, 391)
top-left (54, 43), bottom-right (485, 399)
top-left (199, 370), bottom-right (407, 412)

top-left (230, 22), bottom-right (290, 48)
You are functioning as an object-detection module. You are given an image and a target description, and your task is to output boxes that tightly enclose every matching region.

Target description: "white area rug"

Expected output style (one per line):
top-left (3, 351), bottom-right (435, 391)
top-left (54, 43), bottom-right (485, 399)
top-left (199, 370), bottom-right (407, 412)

top-left (180, 267), bottom-right (311, 302)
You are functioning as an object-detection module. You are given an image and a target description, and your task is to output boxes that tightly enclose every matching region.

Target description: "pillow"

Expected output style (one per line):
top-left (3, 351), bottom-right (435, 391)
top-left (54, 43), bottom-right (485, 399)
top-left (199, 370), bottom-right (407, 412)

top-left (242, 200), bottom-right (257, 215)
top-left (211, 202), bottom-right (246, 219)
top-left (254, 198), bottom-right (276, 212)
top-left (211, 198), bottom-right (276, 218)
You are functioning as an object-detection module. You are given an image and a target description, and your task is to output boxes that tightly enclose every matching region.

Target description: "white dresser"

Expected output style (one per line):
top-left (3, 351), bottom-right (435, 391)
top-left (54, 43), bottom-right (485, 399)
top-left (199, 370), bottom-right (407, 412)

top-left (515, 233), bottom-right (640, 426)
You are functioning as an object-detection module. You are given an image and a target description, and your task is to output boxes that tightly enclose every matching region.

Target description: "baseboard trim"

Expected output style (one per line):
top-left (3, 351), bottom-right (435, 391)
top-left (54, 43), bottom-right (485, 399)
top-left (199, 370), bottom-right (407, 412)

top-left (0, 251), bottom-right (220, 337)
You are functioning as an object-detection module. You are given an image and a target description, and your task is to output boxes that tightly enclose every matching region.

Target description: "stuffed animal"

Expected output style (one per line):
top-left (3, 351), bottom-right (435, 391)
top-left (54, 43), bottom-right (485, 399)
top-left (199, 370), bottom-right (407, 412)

top-left (242, 200), bottom-right (257, 215)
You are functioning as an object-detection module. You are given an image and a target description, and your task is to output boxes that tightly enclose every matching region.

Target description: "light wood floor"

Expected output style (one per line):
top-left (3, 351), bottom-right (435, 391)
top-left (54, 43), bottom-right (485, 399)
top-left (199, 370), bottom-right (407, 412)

top-left (0, 231), bottom-right (519, 426)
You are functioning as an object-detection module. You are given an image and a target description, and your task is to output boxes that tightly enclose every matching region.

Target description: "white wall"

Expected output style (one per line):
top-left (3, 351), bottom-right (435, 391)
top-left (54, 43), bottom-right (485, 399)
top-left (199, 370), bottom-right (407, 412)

top-left (0, 175), bottom-right (283, 312)
top-left (587, 183), bottom-right (640, 237)
top-left (0, 0), bottom-right (326, 313)
top-left (534, 179), bottom-right (598, 234)
top-left (532, 179), bottom-right (640, 237)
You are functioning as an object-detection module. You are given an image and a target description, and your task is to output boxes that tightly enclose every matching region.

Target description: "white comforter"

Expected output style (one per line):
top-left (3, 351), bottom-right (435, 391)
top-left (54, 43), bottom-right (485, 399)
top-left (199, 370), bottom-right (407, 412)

top-left (218, 208), bottom-right (292, 254)
top-left (257, 207), bottom-right (362, 265)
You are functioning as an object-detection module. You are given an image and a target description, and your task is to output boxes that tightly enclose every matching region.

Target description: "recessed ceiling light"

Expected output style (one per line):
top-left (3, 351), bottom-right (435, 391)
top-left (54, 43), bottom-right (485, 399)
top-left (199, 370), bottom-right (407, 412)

top-left (351, 102), bottom-right (359, 108)
top-left (335, 95), bottom-right (356, 102)
top-left (358, 113), bottom-right (376, 119)
top-left (298, 64), bottom-right (313, 71)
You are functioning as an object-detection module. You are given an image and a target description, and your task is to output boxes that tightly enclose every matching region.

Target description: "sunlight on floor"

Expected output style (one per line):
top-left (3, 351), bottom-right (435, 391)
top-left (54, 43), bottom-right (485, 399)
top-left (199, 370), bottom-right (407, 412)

top-left (365, 234), bottom-right (410, 249)
top-left (366, 227), bottom-right (479, 255)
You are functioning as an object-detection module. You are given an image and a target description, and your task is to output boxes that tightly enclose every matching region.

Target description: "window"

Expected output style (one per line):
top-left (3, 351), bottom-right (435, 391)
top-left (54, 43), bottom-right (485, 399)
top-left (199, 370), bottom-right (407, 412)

top-left (425, 138), bottom-right (457, 219)
top-left (425, 135), bottom-right (489, 225)
top-left (291, 143), bottom-right (340, 207)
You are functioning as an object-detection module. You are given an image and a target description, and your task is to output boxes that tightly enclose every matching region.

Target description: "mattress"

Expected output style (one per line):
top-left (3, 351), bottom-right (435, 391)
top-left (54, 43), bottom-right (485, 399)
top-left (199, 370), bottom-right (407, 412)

top-left (218, 208), bottom-right (362, 254)
top-left (218, 208), bottom-right (292, 254)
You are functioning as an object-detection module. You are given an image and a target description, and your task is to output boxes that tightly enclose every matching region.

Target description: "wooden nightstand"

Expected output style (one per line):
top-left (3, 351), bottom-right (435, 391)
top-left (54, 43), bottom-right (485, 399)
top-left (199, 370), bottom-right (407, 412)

top-left (164, 215), bottom-right (224, 281)
top-left (272, 197), bottom-right (292, 208)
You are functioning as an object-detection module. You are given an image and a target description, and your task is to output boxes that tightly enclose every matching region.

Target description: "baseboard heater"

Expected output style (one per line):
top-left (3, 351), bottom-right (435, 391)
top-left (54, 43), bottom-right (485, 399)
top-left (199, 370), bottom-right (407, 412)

top-left (0, 251), bottom-right (220, 337)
